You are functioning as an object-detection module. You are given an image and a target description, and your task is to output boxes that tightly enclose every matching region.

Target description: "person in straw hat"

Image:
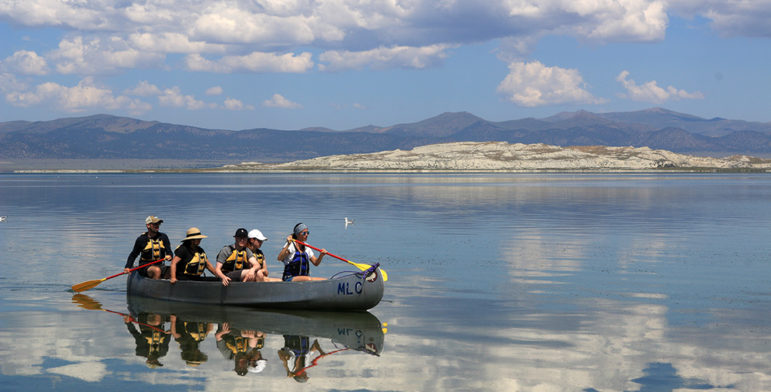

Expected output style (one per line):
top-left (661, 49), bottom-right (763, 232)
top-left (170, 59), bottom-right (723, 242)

top-left (170, 227), bottom-right (216, 284)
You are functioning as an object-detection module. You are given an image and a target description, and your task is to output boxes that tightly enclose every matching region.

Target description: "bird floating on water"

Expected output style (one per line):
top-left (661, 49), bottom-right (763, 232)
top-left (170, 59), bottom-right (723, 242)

top-left (344, 217), bottom-right (354, 228)
top-left (0, 216), bottom-right (6, 222)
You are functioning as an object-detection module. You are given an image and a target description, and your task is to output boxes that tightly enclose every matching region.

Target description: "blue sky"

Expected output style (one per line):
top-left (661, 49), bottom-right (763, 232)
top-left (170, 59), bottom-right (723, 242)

top-left (0, 1), bottom-right (769, 131)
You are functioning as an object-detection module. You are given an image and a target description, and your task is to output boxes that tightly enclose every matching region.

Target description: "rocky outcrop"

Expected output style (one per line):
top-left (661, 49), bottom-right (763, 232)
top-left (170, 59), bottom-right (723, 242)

top-left (228, 142), bottom-right (771, 171)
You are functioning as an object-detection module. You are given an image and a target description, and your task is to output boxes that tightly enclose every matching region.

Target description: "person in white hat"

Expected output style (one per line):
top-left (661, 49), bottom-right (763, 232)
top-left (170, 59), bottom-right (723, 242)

top-left (246, 229), bottom-right (281, 282)
top-left (124, 215), bottom-right (172, 279)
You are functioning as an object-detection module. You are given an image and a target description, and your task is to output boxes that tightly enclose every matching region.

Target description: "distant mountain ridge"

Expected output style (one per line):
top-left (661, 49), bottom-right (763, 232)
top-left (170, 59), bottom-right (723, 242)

top-left (1, 108), bottom-right (770, 162)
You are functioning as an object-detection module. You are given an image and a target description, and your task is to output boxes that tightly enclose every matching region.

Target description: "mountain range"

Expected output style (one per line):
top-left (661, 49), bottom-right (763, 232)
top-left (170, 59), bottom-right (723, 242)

top-left (2, 107), bottom-right (770, 163)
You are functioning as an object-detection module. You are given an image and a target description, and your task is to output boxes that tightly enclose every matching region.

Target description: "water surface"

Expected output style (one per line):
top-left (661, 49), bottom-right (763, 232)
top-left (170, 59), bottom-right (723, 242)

top-left (0, 173), bottom-right (769, 391)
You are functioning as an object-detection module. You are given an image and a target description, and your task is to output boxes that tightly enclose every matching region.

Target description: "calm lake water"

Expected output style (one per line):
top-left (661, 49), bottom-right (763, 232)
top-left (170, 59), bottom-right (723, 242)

top-left (0, 173), bottom-right (769, 391)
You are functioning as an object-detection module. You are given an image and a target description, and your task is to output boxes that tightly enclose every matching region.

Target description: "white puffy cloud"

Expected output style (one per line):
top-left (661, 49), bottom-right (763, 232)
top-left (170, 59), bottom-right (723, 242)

top-left (158, 86), bottom-right (212, 110)
top-left (262, 93), bottom-right (302, 109)
top-left (128, 32), bottom-right (225, 54)
top-left (4, 77), bottom-right (151, 112)
top-left (223, 97), bottom-right (254, 110)
top-left (559, 0), bottom-right (668, 42)
top-left (497, 61), bottom-right (604, 106)
top-left (0, 0), bottom-right (115, 29)
top-left (206, 86), bottom-right (223, 96)
top-left (2, 50), bottom-right (49, 75)
top-left (319, 44), bottom-right (453, 71)
top-left (190, 6), bottom-right (316, 45)
top-left (0, 0), bottom-right (765, 81)
top-left (669, 0), bottom-right (771, 37)
top-left (0, 73), bottom-right (27, 93)
top-left (125, 81), bottom-right (162, 97)
top-left (49, 36), bottom-right (164, 75)
top-left (616, 70), bottom-right (704, 103)
top-left (184, 52), bottom-right (313, 73)
top-left (47, 362), bottom-right (107, 383)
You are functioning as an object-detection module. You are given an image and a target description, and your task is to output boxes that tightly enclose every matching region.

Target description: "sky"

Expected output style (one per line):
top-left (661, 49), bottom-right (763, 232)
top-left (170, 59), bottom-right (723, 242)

top-left (0, 0), bottom-right (769, 131)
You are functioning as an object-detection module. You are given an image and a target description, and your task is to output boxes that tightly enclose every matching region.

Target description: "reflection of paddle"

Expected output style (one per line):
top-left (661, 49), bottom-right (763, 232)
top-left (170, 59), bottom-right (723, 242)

top-left (71, 258), bottom-right (163, 292)
top-left (72, 294), bottom-right (166, 333)
top-left (294, 347), bottom-right (349, 376)
top-left (294, 240), bottom-right (388, 281)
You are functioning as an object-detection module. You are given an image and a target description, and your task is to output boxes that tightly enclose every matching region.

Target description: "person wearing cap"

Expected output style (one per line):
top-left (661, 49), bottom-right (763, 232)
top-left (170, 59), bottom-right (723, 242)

top-left (277, 223), bottom-right (328, 282)
top-left (246, 229), bottom-right (281, 282)
top-left (125, 216), bottom-right (173, 279)
top-left (169, 227), bottom-right (216, 284)
top-left (214, 228), bottom-right (264, 286)
top-left (123, 313), bottom-right (170, 369)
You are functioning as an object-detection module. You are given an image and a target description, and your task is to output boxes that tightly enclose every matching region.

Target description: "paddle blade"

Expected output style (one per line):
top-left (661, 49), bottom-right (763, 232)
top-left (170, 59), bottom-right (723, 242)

top-left (71, 278), bottom-right (105, 293)
top-left (72, 294), bottom-right (104, 310)
top-left (356, 261), bottom-right (388, 282)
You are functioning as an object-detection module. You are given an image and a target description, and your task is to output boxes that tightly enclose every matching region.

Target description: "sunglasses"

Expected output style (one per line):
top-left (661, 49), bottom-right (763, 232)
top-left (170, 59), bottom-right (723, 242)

top-left (299, 231), bottom-right (309, 236)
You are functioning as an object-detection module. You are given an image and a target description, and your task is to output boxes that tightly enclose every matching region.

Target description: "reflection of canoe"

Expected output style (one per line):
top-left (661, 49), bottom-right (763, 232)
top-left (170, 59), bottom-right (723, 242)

top-left (126, 295), bottom-right (385, 355)
top-left (126, 266), bottom-right (384, 311)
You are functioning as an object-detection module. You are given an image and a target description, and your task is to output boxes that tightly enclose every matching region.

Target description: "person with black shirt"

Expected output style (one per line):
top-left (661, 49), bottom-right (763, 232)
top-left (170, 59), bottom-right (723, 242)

top-left (124, 313), bottom-right (170, 368)
top-left (170, 227), bottom-right (217, 284)
top-left (125, 215), bottom-right (172, 279)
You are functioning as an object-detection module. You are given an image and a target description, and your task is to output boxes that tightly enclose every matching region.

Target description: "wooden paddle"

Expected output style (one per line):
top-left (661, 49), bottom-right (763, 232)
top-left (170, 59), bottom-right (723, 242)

top-left (294, 240), bottom-right (388, 281)
top-left (71, 258), bottom-right (164, 292)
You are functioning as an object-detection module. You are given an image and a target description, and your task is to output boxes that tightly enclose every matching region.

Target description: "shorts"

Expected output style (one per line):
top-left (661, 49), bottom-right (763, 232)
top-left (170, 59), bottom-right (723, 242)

top-left (224, 270), bottom-right (245, 281)
top-left (137, 263), bottom-right (165, 277)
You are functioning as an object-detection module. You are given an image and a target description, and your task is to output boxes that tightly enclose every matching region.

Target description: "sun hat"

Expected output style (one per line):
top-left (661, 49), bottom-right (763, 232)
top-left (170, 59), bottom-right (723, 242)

top-left (248, 359), bottom-right (267, 374)
top-left (182, 227), bottom-right (207, 241)
top-left (234, 228), bottom-right (248, 238)
top-left (248, 229), bottom-right (268, 241)
top-left (145, 216), bottom-right (163, 224)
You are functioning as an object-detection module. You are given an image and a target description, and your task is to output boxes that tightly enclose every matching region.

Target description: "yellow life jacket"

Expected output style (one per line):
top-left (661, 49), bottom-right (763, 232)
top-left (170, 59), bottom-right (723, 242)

top-left (141, 234), bottom-right (165, 262)
top-left (223, 246), bottom-right (249, 271)
top-left (226, 336), bottom-right (250, 354)
top-left (183, 250), bottom-right (208, 276)
top-left (144, 331), bottom-right (167, 354)
top-left (185, 322), bottom-right (208, 342)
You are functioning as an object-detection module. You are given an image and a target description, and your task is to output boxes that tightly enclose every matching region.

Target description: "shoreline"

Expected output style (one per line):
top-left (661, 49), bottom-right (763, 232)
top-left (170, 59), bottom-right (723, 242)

top-left (6, 142), bottom-right (771, 174)
top-left (10, 167), bottom-right (771, 174)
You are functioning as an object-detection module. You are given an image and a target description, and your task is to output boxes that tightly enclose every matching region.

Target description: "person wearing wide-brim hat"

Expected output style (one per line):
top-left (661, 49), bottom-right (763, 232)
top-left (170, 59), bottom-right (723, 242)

top-left (170, 227), bottom-right (216, 284)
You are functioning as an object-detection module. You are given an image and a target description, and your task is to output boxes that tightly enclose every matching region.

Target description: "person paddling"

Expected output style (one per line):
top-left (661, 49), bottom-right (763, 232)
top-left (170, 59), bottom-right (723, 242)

top-left (170, 227), bottom-right (216, 284)
top-left (277, 223), bottom-right (328, 282)
top-left (125, 216), bottom-right (172, 279)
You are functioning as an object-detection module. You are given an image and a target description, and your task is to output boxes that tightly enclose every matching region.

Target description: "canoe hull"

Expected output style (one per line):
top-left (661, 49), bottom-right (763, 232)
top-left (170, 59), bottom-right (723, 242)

top-left (126, 268), bottom-right (384, 311)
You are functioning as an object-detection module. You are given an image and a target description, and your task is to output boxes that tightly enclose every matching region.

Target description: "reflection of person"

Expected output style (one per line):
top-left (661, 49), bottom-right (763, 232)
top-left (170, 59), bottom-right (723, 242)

top-left (170, 227), bottom-right (216, 284)
top-left (170, 314), bottom-right (214, 367)
top-left (123, 313), bottom-right (170, 368)
top-left (125, 216), bottom-right (173, 279)
top-left (277, 223), bottom-right (328, 282)
top-left (215, 228), bottom-right (262, 286)
top-left (278, 335), bottom-right (326, 383)
top-left (215, 322), bottom-right (268, 376)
